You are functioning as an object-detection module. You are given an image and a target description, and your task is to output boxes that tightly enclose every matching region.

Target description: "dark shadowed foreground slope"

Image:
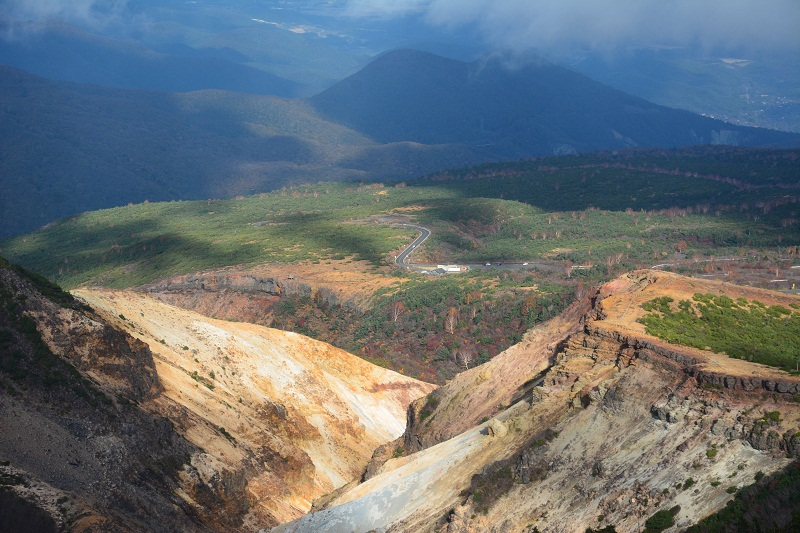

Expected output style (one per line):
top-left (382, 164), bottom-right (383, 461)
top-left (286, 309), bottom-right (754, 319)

top-left (0, 258), bottom-right (433, 530)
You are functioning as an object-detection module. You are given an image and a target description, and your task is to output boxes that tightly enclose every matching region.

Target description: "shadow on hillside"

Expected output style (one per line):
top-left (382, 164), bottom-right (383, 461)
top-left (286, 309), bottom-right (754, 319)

top-left (264, 211), bottom-right (399, 265)
top-left (2, 215), bottom-right (264, 289)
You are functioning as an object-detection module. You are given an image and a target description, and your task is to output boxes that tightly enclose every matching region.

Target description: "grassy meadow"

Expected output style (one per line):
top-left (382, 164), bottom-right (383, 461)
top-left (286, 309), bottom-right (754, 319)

top-left (1, 147), bottom-right (798, 291)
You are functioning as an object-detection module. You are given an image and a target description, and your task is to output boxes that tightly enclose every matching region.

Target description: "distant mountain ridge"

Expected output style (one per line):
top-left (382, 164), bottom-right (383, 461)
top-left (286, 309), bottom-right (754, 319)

top-left (311, 49), bottom-right (798, 159)
top-left (0, 64), bottom-right (479, 238)
top-left (563, 47), bottom-right (800, 133)
top-left (0, 19), bottom-right (302, 96)
top-left (2, 48), bottom-right (799, 238)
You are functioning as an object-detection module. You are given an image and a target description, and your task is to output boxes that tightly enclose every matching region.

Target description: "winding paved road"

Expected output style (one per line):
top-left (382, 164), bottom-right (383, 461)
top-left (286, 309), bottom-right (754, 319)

top-left (394, 224), bottom-right (431, 267)
top-left (393, 224), bottom-right (556, 273)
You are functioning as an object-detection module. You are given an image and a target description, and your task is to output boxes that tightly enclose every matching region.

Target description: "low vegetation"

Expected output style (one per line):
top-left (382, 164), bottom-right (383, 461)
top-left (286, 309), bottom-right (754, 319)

top-left (687, 462), bottom-right (800, 532)
top-left (419, 393), bottom-right (440, 422)
top-left (415, 147), bottom-right (800, 267)
top-left (638, 293), bottom-right (800, 372)
top-left (0, 148), bottom-right (796, 383)
top-left (644, 506), bottom-right (681, 533)
top-left (463, 461), bottom-right (515, 516)
top-left (271, 272), bottom-right (574, 382)
top-left (1, 147), bottom-right (797, 292)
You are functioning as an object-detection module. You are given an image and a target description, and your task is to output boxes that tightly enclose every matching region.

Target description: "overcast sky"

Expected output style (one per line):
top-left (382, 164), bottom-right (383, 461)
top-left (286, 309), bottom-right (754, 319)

top-left (1, 0), bottom-right (125, 21)
top-left (0, 0), bottom-right (132, 33)
top-left (345, 0), bottom-right (800, 56)
top-left (4, 0), bottom-right (799, 56)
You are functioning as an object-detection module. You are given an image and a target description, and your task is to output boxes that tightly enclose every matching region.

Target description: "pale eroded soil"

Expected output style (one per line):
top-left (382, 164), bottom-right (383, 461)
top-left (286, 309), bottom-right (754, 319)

top-left (74, 288), bottom-right (435, 526)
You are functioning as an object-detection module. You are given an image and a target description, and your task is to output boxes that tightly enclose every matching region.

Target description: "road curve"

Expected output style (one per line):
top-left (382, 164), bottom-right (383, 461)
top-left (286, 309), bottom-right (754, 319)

top-left (393, 224), bottom-right (555, 273)
top-left (394, 224), bottom-right (431, 267)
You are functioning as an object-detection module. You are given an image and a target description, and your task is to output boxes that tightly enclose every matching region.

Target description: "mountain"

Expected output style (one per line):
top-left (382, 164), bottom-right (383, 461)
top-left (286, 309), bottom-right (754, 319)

top-left (563, 47), bottom-right (800, 133)
top-left (273, 270), bottom-right (800, 532)
top-left (0, 65), bottom-right (480, 238)
top-left (7, 3), bottom-right (796, 134)
top-left (3, 48), bottom-right (799, 239)
top-left (0, 20), bottom-right (302, 96)
top-left (311, 49), bottom-right (799, 159)
top-left (3, 247), bottom-right (800, 530)
top-left (0, 259), bottom-right (433, 530)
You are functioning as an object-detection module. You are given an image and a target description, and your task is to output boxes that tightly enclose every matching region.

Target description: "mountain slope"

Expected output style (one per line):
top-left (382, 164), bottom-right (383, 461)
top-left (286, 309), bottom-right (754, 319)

top-left (273, 271), bottom-right (800, 532)
top-left (565, 47), bottom-right (800, 133)
top-left (74, 288), bottom-right (436, 527)
top-left (0, 66), bottom-right (233, 237)
top-left (0, 260), bottom-right (433, 530)
top-left (0, 20), bottom-right (302, 96)
top-left (0, 65), bottom-right (481, 238)
top-left (0, 261), bottom-right (210, 531)
top-left (3, 48), bottom-right (798, 239)
top-left (311, 49), bottom-right (799, 159)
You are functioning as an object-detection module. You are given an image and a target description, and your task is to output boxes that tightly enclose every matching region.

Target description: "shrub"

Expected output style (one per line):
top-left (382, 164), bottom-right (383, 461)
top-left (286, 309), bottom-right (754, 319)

top-left (644, 506), bottom-right (680, 532)
top-left (638, 294), bottom-right (800, 371)
top-left (218, 426), bottom-right (235, 443)
top-left (465, 462), bottom-right (514, 515)
top-left (419, 394), bottom-right (440, 421)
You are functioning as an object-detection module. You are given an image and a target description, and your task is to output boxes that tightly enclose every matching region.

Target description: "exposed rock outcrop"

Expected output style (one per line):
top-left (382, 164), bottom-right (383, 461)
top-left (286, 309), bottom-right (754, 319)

top-left (141, 262), bottom-right (393, 326)
top-left (75, 288), bottom-right (436, 528)
top-left (1, 264), bottom-right (434, 531)
top-left (402, 293), bottom-right (594, 453)
top-left (1, 268), bottom-right (160, 402)
top-left (274, 270), bottom-right (800, 533)
top-left (0, 267), bottom-right (209, 531)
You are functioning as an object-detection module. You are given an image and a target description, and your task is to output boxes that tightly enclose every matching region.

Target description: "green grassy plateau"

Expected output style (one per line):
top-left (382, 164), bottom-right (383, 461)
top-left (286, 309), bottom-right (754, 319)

top-left (2, 147), bottom-right (798, 291)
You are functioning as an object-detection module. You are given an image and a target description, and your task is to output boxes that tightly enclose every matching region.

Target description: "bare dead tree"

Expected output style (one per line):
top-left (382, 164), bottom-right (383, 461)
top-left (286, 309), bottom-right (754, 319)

top-left (389, 300), bottom-right (405, 322)
top-left (445, 307), bottom-right (459, 334)
top-left (456, 349), bottom-right (474, 371)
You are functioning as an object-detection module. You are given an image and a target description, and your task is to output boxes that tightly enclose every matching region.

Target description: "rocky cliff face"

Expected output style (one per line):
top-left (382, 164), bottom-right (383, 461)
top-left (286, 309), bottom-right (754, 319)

top-left (141, 261), bottom-right (399, 326)
top-left (0, 267), bottom-right (208, 531)
top-left (75, 288), bottom-right (435, 529)
top-left (0, 265), bottom-right (433, 531)
top-left (0, 268), bottom-right (161, 402)
top-left (273, 271), bottom-right (800, 533)
top-left (5, 262), bottom-right (799, 532)
top-left (401, 294), bottom-right (592, 454)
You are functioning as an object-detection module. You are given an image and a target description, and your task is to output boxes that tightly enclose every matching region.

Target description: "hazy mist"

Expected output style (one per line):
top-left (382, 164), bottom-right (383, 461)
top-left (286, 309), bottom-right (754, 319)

top-left (1, 0), bottom-right (132, 26)
top-left (346, 0), bottom-right (800, 56)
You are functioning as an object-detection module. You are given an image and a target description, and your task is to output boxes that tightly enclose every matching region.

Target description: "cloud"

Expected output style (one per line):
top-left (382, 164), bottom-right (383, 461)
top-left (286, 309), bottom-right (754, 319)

top-left (346, 0), bottom-right (800, 54)
top-left (345, 0), bottom-right (430, 18)
top-left (0, 0), bottom-right (131, 31)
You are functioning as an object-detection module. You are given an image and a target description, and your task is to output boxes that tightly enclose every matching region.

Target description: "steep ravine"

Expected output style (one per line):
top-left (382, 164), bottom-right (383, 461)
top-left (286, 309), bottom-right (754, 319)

top-left (273, 271), bottom-right (800, 532)
top-left (75, 288), bottom-right (436, 528)
top-left (0, 263), bottom-right (433, 531)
